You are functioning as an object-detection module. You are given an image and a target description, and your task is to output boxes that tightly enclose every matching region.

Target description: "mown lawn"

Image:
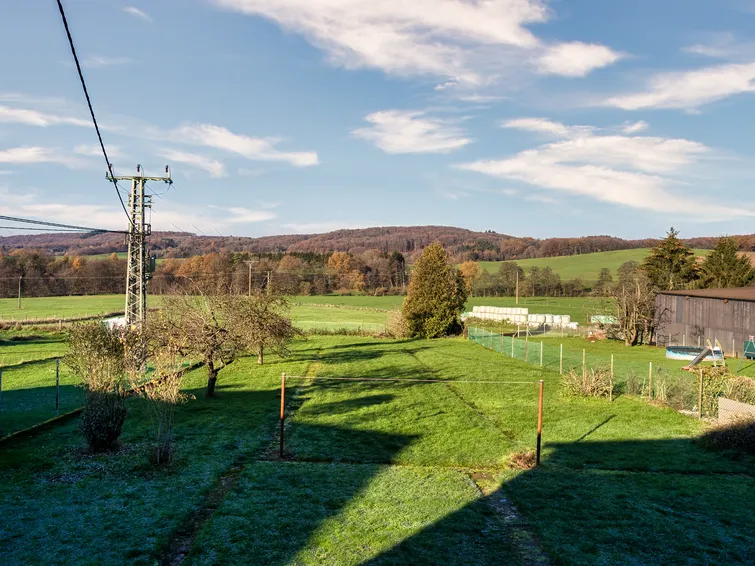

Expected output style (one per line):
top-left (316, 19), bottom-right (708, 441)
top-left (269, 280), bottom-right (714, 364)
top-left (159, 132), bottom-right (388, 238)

top-left (1, 336), bottom-right (753, 565)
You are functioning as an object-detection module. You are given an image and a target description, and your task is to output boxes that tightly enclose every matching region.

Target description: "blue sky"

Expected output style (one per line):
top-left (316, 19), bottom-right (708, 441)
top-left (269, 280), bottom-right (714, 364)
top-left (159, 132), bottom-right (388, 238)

top-left (2, 0), bottom-right (755, 239)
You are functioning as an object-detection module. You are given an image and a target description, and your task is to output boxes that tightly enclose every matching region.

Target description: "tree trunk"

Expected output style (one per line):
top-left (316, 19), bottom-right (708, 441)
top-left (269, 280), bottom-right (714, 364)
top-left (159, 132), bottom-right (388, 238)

top-left (206, 360), bottom-right (218, 397)
top-left (258, 347), bottom-right (264, 365)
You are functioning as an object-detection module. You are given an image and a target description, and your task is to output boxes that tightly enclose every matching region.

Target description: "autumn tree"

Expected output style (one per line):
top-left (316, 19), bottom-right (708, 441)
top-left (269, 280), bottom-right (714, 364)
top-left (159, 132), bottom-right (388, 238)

top-left (157, 286), bottom-right (245, 397)
top-left (699, 237), bottom-right (755, 288)
top-left (459, 261), bottom-right (482, 292)
top-left (225, 292), bottom-right (299, 365)
top-left (401, 242), bottom-right (467, 338)
top-left (642, 228), bottom-right (698, 290)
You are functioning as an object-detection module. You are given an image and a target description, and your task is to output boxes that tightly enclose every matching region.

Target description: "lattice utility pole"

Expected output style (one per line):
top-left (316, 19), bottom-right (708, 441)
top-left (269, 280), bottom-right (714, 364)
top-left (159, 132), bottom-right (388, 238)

top-left (107, 165), bottom-right (172, 327)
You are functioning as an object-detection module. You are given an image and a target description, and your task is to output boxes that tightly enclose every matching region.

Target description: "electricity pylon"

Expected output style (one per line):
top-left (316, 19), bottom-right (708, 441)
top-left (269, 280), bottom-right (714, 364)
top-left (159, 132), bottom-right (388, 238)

top-left (107, 165), bottom-right (172, 327)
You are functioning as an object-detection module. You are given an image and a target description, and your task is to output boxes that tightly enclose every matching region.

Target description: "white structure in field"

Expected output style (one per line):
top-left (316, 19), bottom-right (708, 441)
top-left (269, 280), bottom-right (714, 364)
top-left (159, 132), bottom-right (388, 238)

top-left (465, 306), bottom-right (579, 330)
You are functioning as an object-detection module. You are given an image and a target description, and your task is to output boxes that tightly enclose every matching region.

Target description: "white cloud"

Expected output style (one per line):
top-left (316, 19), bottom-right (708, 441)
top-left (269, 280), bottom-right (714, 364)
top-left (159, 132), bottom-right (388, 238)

top-left (73, 144), bottom-right (127, 159)
top-left (353, 110), bottom-right (471, 154)
top-left (502, 117), bottom-right (571, 138)
top-left (457, 121), bottom-right (750, 220)
top-left (621, 120), bottom-right (648, 134)
top-left (161, 149), bottom-right (227, 178)
top-left (211, 0), bottom-right (621, 87)
top-left (225, 207), bottom-right (276, 223)
top-left (174, 124), bottom-right (318, 167)
top-left (604, 62), bottom-right (755, 110)
top-left (281, 221), bottom-right (370, 234)
top-left (123, 6), bottom-right (152, 22)
top-left (0, 147), bottom-right (87, 169)
top-left (0, 105), bottom-right (90, 128)
top-left (538, 42), bottom-right (623, 77)
top-left (82, 56), bottom-right (133, 68)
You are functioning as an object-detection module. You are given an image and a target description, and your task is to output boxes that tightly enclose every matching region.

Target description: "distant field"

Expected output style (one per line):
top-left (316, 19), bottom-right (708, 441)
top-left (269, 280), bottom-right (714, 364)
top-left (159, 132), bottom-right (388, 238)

top-left (1, 295), bottom-right (599, 326)
top-left (479, 248), bottom-right (711, 281)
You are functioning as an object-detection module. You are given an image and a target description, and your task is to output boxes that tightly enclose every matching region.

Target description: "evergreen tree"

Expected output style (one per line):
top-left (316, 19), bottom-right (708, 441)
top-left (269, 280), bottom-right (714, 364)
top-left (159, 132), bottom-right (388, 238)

top-left (401, 242), bottom-right (467, 338)
top-left (641, 228), bottom-right (698, 290)
top-left (699, 237), bottom-right (754, 288)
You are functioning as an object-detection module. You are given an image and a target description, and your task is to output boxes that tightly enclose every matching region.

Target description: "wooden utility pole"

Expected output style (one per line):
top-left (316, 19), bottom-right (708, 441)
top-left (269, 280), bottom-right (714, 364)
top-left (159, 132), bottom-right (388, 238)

top-left (244, 260), bottom-right (255, 296)
top-left (108, 165), bottom-right (172, 327)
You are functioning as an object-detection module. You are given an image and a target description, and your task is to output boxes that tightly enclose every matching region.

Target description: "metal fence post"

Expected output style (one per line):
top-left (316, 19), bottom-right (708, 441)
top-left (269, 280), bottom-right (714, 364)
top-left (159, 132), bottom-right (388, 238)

top-left (540, 342), bottom-right (543, 368)
top-left (648, 362), bottom-right (653, 400)
top-left (280, 373), bottom-right (286, 458)
top-left (582, 349), bottom-right (586, 378)
top-left (536, 380), bottom-right (544, 466)
top-left (55, 359), bottom-right (60, 416)
top-left (559, 344), bottom-right (563, 375)
top-left (511, 335), bottom-right (514, 358)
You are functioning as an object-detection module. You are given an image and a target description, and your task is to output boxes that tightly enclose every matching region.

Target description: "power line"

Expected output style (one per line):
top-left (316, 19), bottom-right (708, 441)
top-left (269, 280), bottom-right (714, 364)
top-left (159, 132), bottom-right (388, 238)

top-left (54, 0), bottom-right (131, 223)
top-left (0, 215), bottom-right (125, 234)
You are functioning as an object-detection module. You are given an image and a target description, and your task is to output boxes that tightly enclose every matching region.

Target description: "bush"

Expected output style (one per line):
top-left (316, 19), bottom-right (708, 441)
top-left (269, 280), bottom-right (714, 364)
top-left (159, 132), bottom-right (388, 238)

top-left (386, 310), bottom-right (409, 339)
top-left (699, 417), bottom-right (755, 456)
top-left (64, 322), bottom-right (131, 452)
top-left (562, 367), bottom-right (613, 399)
top-left (724, 376), bottom-right (755, 405)
top-left (80, 390), bottom-right (128, 452)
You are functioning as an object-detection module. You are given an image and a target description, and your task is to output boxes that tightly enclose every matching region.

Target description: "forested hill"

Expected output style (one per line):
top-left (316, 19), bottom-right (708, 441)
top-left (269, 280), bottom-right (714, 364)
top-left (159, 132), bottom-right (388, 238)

top-left (0, 225), bottom-right (740, 262)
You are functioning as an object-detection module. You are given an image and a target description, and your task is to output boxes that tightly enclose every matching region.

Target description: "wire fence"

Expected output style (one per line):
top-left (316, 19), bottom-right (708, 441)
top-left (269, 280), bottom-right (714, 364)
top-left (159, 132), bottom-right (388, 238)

top-left (0, 358), bottom-right (83, 438)
top-left (466, 327), bottom-right (747, 419)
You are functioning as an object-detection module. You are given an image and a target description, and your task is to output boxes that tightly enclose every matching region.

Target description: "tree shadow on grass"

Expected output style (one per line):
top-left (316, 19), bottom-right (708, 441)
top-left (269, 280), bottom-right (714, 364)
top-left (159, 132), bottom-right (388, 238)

top-left (362, 438), bottom-right (755, 566)
top-left (0, 384), bottom-right (82, 437)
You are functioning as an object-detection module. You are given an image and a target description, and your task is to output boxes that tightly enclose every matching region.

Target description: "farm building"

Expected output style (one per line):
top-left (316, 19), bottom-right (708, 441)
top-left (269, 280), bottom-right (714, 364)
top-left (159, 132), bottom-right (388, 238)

top-left (655, 288), bottom-right (755, 356)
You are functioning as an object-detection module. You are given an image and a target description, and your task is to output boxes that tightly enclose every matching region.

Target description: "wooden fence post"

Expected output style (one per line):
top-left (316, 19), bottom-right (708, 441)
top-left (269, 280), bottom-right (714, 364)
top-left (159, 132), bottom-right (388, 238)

top-left (536, 380), bottom-right (544, 466)
top-left (280, 373), bottom-right (286, 458)
top-left (609, 355), bottom-right (614, 402)
top-left (698, 368), bottom-right (703, 420)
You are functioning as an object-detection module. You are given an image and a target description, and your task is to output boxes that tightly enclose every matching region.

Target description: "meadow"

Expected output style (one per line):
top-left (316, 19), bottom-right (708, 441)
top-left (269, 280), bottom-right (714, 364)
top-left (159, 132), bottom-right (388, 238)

top-left (1, 335), bottom-right (753, 564)
top-left (0, 294), bottom-right (598, 325)
top-left (478, 248), bottom-right (711, 280)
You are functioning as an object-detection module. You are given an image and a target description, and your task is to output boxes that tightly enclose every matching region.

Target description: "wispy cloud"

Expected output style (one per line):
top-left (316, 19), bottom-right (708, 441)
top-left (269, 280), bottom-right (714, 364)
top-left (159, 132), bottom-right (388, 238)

top-left (173, 124), bottom-right (318, 167)
top-left (603, 62), bottom-right (755, 110)
top-left (0, 105), bottom-right (90, 128)
top-left (81, 56), bottom-right (133, 68)
top-left (0, 147), bottom-right (87, 169)
top-left (74, 144), bottom-right (126, 159)
top-left (353, 110), bottom-right (472, 154)
top-left (123, 6), bottom-right (152, 22)
top-left (457, 119), bottom-right (749, 220)
top-left (160, 149), bottom-right (227, 178)
top-left (621, 120), bottom-right (648, 134)
top-left (211, 0), bottom-right (622, 91)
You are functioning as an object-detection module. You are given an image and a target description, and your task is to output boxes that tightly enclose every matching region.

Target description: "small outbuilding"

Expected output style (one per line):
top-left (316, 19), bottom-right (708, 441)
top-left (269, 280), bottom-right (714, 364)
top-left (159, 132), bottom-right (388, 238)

top-left (655, 288), bottom-right (755, 356)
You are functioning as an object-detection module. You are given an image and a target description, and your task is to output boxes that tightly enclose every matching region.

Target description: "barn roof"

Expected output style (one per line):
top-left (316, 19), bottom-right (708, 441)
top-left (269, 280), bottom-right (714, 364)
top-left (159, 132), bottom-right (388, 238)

top-left (659, 288), bottom-right (755, 302)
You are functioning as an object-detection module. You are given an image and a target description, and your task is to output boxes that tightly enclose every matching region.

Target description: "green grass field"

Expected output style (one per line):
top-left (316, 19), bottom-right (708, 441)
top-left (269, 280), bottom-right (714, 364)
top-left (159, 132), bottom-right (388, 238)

top-left (1, 335), bottom-right (753, 564)
top-left (479, 248), bottom-right (711, 281)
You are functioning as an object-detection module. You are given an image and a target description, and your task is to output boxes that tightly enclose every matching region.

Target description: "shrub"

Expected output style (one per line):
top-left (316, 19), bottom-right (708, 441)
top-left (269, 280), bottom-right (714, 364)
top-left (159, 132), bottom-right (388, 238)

top-left (699, 417), bottom-right (755, 456)
top-left (65, 322), bottom-right (131, 452)
top-left (386, 310), bottom-right (409, 339)
top-left (562, 366), bottom-right (613, 399)
top-left (724, 376), bottom-right (755, 406)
